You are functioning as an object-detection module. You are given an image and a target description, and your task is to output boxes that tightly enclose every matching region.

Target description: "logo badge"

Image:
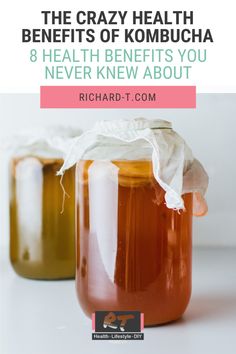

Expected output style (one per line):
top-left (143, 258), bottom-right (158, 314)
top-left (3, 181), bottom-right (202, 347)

top-left (92, 311), bottom-right (144, 340)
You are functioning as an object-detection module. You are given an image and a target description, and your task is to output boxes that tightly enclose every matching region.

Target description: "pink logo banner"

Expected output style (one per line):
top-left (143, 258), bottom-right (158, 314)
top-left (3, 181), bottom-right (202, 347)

top-left (40, 86), bottom-right (196, 109)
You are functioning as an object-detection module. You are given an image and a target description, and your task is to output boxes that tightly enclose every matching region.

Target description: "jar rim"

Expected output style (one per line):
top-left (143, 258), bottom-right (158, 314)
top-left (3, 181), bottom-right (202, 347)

top-left (93, 118), bottom-right (172, 133)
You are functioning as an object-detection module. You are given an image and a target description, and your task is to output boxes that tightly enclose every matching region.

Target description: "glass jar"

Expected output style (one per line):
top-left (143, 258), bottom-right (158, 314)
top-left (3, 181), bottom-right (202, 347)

top-left (10, 158), bottom-right (75, 279)
top-left (9, 127), bottom-right (81, 280)
top-left (76, 160), bottom-right (193, 325)
top-left (59, 119), bottom-right (208, 325)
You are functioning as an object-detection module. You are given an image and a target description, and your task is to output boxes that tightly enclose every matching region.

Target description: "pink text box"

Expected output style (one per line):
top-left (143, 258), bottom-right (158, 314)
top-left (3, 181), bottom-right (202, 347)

top-left (40, 86), bottom-right (196, 109)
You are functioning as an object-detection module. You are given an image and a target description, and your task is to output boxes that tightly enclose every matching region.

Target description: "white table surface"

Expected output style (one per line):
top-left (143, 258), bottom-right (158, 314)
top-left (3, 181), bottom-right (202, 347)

top-left (1, 247), bottom-right (236, 354)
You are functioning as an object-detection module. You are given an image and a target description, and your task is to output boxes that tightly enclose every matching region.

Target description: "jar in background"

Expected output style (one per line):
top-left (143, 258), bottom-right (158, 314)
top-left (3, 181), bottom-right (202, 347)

top-left (10, 158), bottom-right (75, 279)
top-left (9, 127), bottom-right (80, 280)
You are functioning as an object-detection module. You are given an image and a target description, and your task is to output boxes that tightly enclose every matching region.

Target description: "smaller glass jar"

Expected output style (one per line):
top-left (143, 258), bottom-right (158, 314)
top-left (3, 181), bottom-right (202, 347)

top-left (9, 127), bottom-right (80, 280)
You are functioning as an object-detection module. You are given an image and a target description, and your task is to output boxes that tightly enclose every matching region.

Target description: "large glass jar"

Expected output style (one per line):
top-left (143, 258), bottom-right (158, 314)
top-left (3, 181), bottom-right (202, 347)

top-left (9, 127), bottom-right (80, 280)
top-left (59, 119), bottom-right (208, 326)
top-left (76, 160), bottom-right (193, 326)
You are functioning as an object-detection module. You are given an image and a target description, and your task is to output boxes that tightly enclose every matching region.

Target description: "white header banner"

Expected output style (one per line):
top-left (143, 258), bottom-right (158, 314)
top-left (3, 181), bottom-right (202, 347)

top-left (0, 0), bottom-right (235, 93)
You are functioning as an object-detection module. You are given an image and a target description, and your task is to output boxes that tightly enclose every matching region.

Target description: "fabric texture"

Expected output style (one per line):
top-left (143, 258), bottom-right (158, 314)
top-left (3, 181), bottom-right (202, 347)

top-left (58, 118), bottom-right (208, 210)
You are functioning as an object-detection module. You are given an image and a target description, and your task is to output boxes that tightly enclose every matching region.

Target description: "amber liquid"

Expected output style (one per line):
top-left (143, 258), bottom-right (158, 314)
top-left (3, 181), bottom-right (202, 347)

top-left (10, 157), bottom-right (75, 279)
top-left (76, 160), bottom-right (192, 326)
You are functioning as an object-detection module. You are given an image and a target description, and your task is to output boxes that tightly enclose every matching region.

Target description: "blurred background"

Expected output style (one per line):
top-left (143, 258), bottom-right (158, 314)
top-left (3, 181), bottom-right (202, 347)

top-left (0, 93), bottom-right (235, 251)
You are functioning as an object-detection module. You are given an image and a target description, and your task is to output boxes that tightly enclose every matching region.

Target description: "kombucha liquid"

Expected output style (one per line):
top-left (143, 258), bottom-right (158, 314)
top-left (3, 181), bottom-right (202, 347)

top-left (76, 160), bottom-right (192, 326)
top-left (10, 157), bottom-right (75, 279)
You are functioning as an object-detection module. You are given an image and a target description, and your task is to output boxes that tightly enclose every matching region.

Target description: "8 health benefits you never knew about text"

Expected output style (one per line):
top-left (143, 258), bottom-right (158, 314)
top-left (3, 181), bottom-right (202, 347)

top-left (33, 48), bottom-right (207, 80)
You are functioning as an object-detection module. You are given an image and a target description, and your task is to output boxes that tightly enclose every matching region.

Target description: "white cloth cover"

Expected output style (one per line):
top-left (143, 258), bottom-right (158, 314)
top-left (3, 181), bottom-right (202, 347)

top-left (3, 126), bottom-right (82, 158)
top-left (58, 118), bottom-right (208, 210)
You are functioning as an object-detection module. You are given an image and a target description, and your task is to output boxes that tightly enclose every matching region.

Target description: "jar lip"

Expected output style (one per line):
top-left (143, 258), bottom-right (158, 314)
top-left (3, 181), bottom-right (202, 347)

top-left (93, 118), bottom-right (172, 133)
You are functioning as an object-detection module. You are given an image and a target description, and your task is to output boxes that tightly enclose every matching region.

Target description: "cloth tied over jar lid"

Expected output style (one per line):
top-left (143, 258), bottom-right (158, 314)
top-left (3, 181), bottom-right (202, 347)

top-left (58, 118), bottom-right (209, 213)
